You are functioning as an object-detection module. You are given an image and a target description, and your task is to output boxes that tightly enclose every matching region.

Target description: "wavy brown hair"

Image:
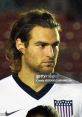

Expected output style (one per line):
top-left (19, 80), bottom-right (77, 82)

top-left (6, 9), bottom-right (61, 73)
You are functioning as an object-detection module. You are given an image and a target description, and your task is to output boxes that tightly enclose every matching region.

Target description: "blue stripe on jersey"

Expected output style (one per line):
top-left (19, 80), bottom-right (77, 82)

top-left (12, 74), bottom-right (54, 100)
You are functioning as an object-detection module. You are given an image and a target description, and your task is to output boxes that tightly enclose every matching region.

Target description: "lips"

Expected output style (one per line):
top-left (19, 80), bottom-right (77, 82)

top-left (42, 60), bottom-right (54, 63)
top-left (42, 61), bottom-right (54, 67)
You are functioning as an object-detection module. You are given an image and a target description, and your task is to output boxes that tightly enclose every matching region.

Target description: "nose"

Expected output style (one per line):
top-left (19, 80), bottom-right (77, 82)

top-left (47, 46), bottom-right (54, 58)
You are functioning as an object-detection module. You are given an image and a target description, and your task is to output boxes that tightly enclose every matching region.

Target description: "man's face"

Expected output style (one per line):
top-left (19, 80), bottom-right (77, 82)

top-left (23, 26), bottom-right (60, 74)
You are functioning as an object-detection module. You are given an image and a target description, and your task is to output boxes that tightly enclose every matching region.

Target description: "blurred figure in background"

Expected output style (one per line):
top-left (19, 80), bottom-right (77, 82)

top-left (26, 105), bottom-right (60, 117)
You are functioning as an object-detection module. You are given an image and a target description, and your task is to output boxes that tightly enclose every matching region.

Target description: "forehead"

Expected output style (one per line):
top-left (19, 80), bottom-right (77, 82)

top-left (29, 26), bottom-right (60, 44)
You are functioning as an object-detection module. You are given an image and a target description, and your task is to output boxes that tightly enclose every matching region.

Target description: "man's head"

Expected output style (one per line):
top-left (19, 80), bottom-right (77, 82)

top-left (26, 105), bottom-right (60, 117)
top-left (6, 9), bottom-right (61, 73)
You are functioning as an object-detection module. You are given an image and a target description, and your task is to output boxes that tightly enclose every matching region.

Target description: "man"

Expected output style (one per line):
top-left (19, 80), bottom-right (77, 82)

top-left (0, 9), bottom-right (82, 117)
top-left (26, 105), bottom-right (60, 117)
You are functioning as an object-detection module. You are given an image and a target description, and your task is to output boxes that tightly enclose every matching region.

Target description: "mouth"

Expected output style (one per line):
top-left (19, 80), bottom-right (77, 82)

top-left (43, 61), bottom-right (54, 63)
top-left (42, 60), bottom-right (54, 64)
top-left (42, 61), bottom-right (54, 67)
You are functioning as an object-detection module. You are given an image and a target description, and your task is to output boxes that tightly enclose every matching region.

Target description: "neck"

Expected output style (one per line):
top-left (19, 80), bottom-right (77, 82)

top-left (18, 64), bottom-right (46, 92)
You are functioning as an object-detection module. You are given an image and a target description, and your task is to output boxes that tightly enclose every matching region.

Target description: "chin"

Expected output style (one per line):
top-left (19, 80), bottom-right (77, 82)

top-left (40, 68), bottom-right (54, 74)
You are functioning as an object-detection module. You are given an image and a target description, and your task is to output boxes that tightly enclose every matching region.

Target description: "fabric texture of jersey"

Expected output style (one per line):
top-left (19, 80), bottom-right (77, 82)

top-left (0, 74), bottom-right (82, 117)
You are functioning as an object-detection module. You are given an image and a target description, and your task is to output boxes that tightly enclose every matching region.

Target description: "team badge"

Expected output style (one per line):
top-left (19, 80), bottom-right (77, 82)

top-left (54, 100), bottom-right (73, 117)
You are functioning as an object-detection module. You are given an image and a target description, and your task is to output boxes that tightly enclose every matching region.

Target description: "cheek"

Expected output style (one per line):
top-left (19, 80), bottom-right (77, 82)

top-left (25, 50), bottom-right (40, 64)
top-left (25, 46), bottom-right (44, 64)
top-left (24, 52), bottom-right (35, 66)
top-left (32, 48), bottom-right (43, 58)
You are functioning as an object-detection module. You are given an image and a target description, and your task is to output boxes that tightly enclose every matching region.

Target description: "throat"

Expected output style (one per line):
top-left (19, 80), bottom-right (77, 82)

top-left (18, 71), bottom-right (46, 92)
top-left (30, 83), bottom-right (47, 92)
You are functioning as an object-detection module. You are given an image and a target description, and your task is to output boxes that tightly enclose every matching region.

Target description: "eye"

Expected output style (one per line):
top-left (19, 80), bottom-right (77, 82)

top-left (38, 44), bottom-right (46, 48)
top-left (52, 42), bottom-right (59, 48)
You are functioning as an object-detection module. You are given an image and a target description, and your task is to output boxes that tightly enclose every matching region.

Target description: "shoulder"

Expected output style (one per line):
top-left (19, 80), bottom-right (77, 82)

top-left (55, 73), bottom-right (80, 83)
top-left (0, 75), bottom-right (17, 91)
top-left (0, 75), bottom-right (13, 85)
top-left (52, 73), bottom-right (82, 94)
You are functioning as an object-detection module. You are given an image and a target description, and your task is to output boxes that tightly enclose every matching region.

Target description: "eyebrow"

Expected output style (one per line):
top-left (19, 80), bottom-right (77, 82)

top-left (34, 41), bottom-right (60, 46)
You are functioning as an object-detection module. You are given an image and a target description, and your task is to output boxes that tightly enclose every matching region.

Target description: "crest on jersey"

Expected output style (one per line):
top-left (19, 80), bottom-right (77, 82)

top-left (54, 100), bottom-right (73, 117)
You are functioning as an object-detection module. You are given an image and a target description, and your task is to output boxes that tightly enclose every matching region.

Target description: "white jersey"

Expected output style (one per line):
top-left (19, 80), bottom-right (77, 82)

top-left (0, 74), bottom-right (82, 117)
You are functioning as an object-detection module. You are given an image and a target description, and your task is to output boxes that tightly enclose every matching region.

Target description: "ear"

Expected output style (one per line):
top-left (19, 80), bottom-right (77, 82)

top-left (16, 38), bottom-right (25, 54)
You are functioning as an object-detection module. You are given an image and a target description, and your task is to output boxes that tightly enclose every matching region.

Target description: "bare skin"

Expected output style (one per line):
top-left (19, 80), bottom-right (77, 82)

top-left (16, 26), bottom-right (60, 92)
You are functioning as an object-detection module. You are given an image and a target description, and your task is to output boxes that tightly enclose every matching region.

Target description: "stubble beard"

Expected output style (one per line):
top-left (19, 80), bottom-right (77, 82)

top-left (27, 62), bottom-right (55, 75)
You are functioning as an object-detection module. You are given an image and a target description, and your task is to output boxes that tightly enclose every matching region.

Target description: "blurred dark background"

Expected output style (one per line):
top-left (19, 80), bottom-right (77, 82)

top-left (0, 0), bottom-right (82, 82)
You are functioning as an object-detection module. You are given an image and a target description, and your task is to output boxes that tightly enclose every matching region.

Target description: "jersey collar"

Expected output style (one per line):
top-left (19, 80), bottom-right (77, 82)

top-left (12, 73), bottom-right (54, 100)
